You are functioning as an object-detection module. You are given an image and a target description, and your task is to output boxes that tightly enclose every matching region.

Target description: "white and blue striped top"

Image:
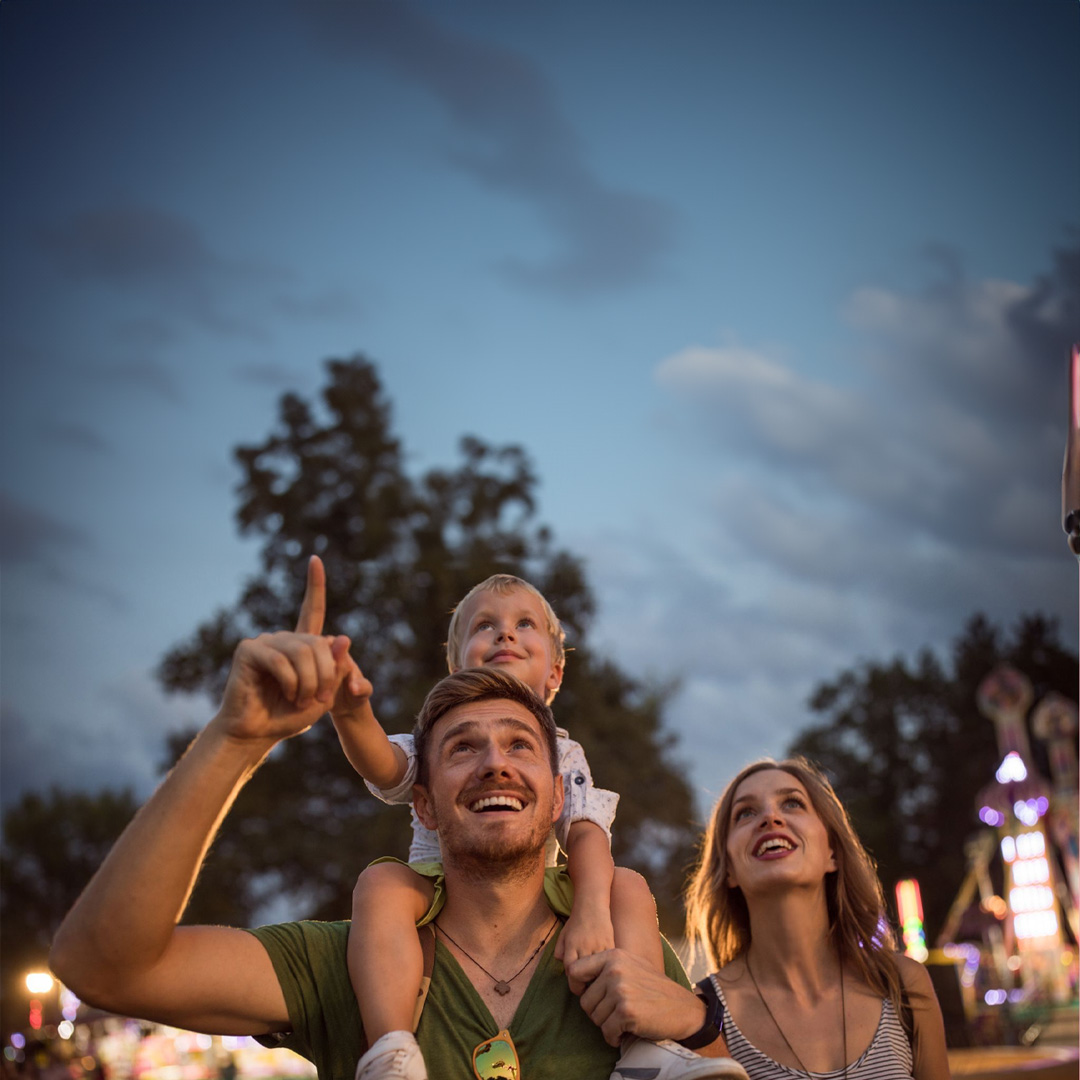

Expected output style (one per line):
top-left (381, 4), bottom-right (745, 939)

top-left (712, 977), bottom-right (914, 1079)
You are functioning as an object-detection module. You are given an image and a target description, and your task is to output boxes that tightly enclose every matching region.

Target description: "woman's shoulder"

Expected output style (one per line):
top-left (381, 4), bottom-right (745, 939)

top-left (894, 953), bottom-right (934, 994)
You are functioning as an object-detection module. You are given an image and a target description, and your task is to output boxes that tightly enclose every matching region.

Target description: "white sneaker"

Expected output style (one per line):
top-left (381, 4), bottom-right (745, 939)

top-left (611, 1037), bottom-right (749, 1080)
top-left (354, 1031), bottom-right (428, 1080)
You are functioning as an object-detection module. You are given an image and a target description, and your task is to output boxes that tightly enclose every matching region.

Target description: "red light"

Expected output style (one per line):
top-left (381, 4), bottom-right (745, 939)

top-left (28, 999), bottom-right (42, 1030)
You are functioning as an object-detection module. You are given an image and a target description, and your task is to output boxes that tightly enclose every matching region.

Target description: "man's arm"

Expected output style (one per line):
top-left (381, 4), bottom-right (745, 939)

top-left (50, 561), bottom-right (353, 1034)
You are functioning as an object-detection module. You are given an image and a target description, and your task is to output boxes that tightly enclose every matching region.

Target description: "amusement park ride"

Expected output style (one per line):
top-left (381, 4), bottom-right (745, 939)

top-left (921, 347), bottom-right (1080, 1036)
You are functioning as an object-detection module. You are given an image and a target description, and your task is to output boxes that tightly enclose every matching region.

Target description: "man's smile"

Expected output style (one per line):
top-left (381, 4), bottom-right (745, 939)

top-left (469, 794), bottom-right (525, 813)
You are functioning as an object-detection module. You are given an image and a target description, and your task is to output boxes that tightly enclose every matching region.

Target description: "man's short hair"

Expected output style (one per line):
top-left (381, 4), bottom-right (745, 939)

top-left (413, 667), bottom-right (559, 786)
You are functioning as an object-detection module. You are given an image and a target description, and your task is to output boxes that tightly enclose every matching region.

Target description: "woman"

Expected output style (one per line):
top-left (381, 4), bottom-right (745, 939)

top-left (684, 758), bottom-right (951, 1078)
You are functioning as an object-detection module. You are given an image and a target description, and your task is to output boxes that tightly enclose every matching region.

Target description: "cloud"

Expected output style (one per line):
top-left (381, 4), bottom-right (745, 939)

top-left (89, 358), bottom-right (184, 403)
top-left (0, 490), bottom-right (89, 563)
top-left (656, 241), bottom-right (1077, 564)
top-left (303, 1), bottom-right (675, 295)
top-left (0, 491), bottom-right (126, 608)
top-left (40, 205), bottom-right (225, 285)
top-left (576, 243), bottom-right (1078, 804)
top-left (0, 672), bottom-right (209, 809)
top-left (271, 289), bottom-right (364, 322)
top-left (38, 205), bottom-right (282, 340)
top-left (43, 421), bottom-right (112, 455)
top-left (235, 362), bottom-right (307, 388)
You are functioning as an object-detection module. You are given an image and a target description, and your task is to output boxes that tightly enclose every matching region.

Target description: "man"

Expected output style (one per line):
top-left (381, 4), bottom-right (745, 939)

top-left (50, 563), bottom-right (740, 1079)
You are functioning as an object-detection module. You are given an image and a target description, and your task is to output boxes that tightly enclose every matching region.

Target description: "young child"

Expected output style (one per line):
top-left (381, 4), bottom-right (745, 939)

top-left (331, 574), bottom-right (706, 1080)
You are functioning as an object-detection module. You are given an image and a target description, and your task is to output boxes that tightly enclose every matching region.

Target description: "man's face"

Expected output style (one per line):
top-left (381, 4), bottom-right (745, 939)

top-left (413, 698), bottom-right (563, 874)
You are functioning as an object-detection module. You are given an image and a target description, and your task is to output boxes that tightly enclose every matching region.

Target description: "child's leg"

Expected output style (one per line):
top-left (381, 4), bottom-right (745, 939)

top-left (610, 867), bottom-right (665, 973)
top-left (349, 862), bottom-right (436, 1041)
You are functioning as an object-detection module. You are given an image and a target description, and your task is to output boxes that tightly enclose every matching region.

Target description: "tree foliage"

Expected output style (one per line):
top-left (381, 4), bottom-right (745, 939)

top-left (158, 356), bottom-right (698, 932)
top-left (0, 788), bottom-right (138, 1035)
top-left (788, 613), bottom-right (1077, 942)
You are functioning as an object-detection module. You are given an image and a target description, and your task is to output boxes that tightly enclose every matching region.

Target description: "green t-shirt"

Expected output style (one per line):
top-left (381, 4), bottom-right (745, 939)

top-left (248, 920), bottom-right (690, 1080)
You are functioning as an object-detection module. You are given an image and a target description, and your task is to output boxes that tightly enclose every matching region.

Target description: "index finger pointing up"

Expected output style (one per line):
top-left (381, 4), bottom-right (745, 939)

top-left (295, 555), bottom-right (327, 635)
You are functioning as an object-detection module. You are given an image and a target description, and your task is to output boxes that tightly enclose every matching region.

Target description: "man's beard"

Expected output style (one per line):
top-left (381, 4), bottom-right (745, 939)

top-left (438, 790), bottom-right (554, 884)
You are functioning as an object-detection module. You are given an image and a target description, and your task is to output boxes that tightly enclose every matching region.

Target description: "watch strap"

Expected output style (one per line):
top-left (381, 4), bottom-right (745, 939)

top-left (677, 975), bottom-right (725, 1050)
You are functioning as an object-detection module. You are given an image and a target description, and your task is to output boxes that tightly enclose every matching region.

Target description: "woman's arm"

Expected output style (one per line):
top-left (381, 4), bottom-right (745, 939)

top-left (896, 956), bottom-right (951, 1080)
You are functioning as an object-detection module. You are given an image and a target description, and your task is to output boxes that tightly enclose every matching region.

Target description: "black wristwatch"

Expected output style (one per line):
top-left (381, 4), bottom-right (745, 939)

top-left (677, 976), bottom-right (725, 1050)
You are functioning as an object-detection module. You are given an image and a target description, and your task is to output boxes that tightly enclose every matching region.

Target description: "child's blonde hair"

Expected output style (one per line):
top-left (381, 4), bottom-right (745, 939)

top-left (445, 574), bottom-right (566, 674)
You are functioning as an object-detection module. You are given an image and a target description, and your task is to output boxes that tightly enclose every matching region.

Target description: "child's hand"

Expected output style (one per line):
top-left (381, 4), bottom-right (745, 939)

top-left (294, 555), bottom-right (374, 720)
top-left (328, 656), bottom-right (374, 723)
top-left (555, 904), bottom-right (615, 994)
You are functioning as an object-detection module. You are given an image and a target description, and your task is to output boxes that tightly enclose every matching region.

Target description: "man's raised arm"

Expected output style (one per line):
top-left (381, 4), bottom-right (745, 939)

top-left (50, 558), bottom-right (351, 1035)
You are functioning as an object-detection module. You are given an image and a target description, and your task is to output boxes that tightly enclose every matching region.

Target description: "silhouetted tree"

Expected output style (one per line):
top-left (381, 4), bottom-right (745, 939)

top-left (0, 788), bottom-right (138, 1036)
top-left (159, 356), bottom-right (697, 932)
top-left (789, 613), bottom-right (1077, 941)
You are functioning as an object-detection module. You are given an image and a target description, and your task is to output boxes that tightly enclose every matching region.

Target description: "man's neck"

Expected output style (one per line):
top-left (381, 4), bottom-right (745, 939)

top-left (435, 861), bottom-right (557, 1030)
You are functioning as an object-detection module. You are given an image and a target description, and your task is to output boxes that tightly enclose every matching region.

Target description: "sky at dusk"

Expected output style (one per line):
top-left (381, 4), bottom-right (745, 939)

top-left (2, 1), bottom-right (1077, 824)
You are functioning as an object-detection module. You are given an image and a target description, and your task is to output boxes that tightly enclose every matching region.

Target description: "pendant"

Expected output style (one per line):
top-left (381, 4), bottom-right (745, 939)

top-left (493, 981), bottom-right (511, 996)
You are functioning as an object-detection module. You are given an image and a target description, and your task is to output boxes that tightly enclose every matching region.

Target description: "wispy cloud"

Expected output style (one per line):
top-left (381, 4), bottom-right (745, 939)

top-left (303, 1), bottom-right (675, 296)
top-left (0, 490), bottom-right (126, 608)
top-left (90, 358), bottom-right (185, 403)
top-left (0, 672), bottom-right (207, 808)
top-left (581, 243), bottom-right (1077, 792)
top-left (657, 243), bottom-right (1077, 564)
top-left (0, 490), bottom-right (89, 563)
top-left (234, 362), bottom-right (308, 389)
top-left (38, 204), bottom-right (282, 340)
top-left (43, 421), bottom-right (113, 455)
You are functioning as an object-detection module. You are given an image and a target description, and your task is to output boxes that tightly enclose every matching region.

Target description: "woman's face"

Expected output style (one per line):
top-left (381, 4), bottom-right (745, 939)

top-left (724, 768), bottom-right (836, 894)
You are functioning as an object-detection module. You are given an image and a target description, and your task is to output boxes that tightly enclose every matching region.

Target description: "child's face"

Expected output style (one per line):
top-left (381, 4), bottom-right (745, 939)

top-left (456, 588), bottom-right (564, 703)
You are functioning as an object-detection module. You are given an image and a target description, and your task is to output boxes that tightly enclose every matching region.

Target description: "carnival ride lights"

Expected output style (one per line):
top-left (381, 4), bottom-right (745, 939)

top-left (895, 879), bottom-right (929, 963)
top-left (1000, 828), bottom-right (1059, 940)
top-left (995, 751), bottom-right (1027, 784)
top-left (942, 942), bottom-right (980, 988)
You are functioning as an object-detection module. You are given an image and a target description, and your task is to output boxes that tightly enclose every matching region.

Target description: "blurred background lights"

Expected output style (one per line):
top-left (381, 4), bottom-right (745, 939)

top-left (25, 972), bottom-right (54, 994)
top-left (996, 751), bottom-right (1028, 783)
top-left (1006, 954), bottom-right (1023, 971)
top-left (57, 1021), bottom-right (74, 1041)
top-left (984, 988), bottom-right (1008, 1006)
top-left (1011, 856), bottom-right (1050, 886)
top-left (61, 987), bottom-right (81, 1022)
top-left (894, 879), bottom-right (929, 963)
top-left (1012, 831), bottom-right (1044, 859)
top-left (9, 1036), bottom-right (25, 1050)
top-left (979, 805), bottom-right (1005, 826)
top-left (1013, 800), bottom-right (1039, 826)
top-left (1009, 885), bottom-right (1055, 912)
top-left (943, 943), bottom-right (981, 988)
top-left (1014, 910), bottom-right (1059, 939)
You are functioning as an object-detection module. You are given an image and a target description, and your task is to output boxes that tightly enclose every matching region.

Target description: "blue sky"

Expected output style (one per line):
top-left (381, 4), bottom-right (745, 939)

top-left (2, 0), bottom-right (1077, 821)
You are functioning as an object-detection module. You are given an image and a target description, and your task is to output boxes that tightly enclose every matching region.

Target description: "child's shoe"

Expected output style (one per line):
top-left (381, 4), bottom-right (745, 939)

top-left (354, 1031), bottom-right (427, 1080)
top-left (611, 1037), bottom-right (749, 1080)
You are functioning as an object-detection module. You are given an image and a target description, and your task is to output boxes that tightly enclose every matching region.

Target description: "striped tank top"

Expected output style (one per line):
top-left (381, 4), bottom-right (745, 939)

top-left (712, 978), bottom-right (914, 1079)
